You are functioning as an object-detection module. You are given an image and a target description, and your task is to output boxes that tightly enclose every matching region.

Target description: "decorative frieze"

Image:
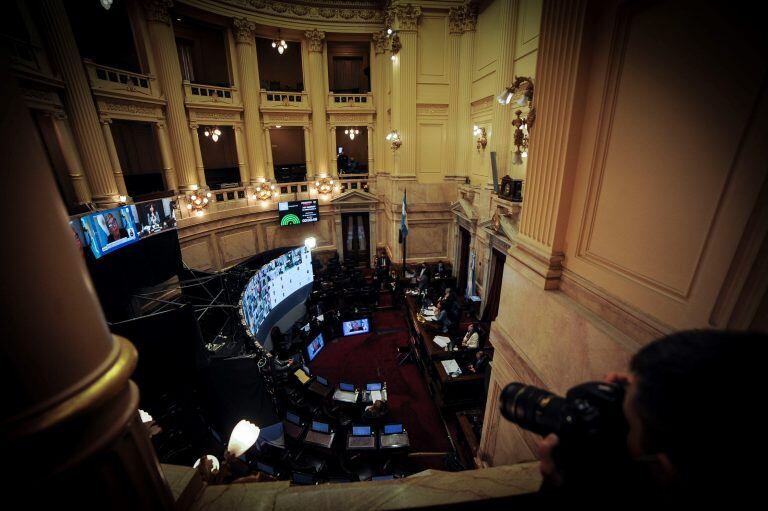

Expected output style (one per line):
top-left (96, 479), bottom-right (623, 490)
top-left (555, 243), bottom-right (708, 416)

top-left (218, 0), bottom-right (384, 24)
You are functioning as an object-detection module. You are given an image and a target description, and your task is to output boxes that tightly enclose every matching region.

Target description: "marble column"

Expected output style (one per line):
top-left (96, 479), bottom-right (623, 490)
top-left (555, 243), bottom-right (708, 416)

top-left (145, 0), bottom-right (198, 191)
top-left (153, 120), bottom-right (178, 192)
top-left (516, 0), bottom-right (590, 289)
top-left (1, 54), bottom-right (174, 507)
top-left (263, 127), bottom-right (274, 180)
top-left (49, 111), bottom-right (92, 203)
top-left (390, 4), bottom-right (421, 176)
top-left (34, 0), bottom-right (120, 205)
top-left (303, 126), bottom-right (314, 177)
top-left (445, 7), bottom-right (463, 180)
top-left (305, 29), bottom-right (329, 176)
top-left (328, 124), bottom-right (338, 176)
top-left (456, 4), bottom-right (477, 180)
top-left (371, 32), bottom-right (388, 176)
top-left (233, 18), bottom-right (266, 183)
top-left (367, 125), bottom-right (375, 174)
top-left (489, 0), bottom-right (519, 182)
top-left (100, 118), bottom-right (129, 197)
top-left (233, 124), bottom-right (249, 185)
top-left (189, 123), bottom-right (207, 188)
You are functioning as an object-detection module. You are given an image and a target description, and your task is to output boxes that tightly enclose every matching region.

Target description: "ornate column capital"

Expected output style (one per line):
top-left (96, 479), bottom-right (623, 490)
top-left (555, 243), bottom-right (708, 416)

top-left (390, 4), bottom-right (422, 32)
top-left (304, 29), bottom-right (325, 52)
top-left (99, 117), bottom-right (113, 125)
top-left (232, 17), bottom-right (257, 44)
top-left (189, 122), bottom-right (199, 130)
top-left (448, 7), bottom-right (465, 34)
top-left (143, 0), bottom-right (173, 25)
top-left (372, 31), bottom-right (389, 54)
top-left (154, 120), bottom-right (166, 128)
top-left (461, 3), bottom-right (478, 32)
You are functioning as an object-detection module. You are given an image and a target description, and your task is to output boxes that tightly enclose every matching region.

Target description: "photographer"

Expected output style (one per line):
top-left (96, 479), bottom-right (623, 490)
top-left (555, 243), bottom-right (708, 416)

top-left (503, 330), bottom-right (765, 504)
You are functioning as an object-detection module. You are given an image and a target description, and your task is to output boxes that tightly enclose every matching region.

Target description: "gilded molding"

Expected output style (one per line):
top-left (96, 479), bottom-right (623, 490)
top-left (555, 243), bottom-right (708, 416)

top-left (232, 17), bottom-right (257, 44)
top-left (304, 28), bottom-right (326, 52)
top-left (144, 0), bottom-right (173, 24)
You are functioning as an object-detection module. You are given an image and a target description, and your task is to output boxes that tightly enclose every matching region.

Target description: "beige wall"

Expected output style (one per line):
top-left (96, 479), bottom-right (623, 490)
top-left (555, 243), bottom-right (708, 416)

top-left (478, 0), bottom-right (768, 468)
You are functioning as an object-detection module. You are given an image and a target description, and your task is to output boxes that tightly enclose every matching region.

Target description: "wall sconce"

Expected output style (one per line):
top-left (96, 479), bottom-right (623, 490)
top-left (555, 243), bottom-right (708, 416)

top-left (473, 125), bottom-right (487, 151)
top-left (512, 110), bottom-right (529, 165)
top-left (385, 130), bottom-right (401, 151)
top-left (251, 181), bottom-right (277, 201)
top-left (186, 190), bottom-right (211, 217)
top-left (344, 128), bottom-right (360, 140)
top-left (390, 33), bottom-right (401, 61)
top-left (315, 176), bottom-right (335, 195)
top-left (203, 126), bottom-right (222, 142)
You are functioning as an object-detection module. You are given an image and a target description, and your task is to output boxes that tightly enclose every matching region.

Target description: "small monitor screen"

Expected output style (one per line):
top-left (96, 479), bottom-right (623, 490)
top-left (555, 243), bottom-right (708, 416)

top-left (366, 382), bottom-right (382, 391)
top-left (286, 412), bottom-right (301, 425)
top-left (306, 333), bottom-right (325, 362)
top-left (311, 421), bottom-right (329, 434)
top-left (352, 425), bottom-right (371, 436)
top-left (339, 382), bottom-right (354, 392)
top-left (257, 462), bottom-right (275, 475)
top-left (278, 199), bottom-right (319, 226)
top-left (384, 424), bottom-right (403, 435)
top-left (342, 318), bottom-right (370, 336)
top-left (293, 472), bottom-right (314, 485)
top-left (316, 376), bottom-right (328, 386)
top-left (79, 206), bottom-right (140, 259)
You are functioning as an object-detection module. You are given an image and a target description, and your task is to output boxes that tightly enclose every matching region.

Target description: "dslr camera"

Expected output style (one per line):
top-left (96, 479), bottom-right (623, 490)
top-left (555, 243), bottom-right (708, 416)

top-left (500, 381), bottom-right (633, 493)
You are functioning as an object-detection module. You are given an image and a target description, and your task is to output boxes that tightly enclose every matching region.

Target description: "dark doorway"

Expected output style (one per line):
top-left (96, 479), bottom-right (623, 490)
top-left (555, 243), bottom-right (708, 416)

top-left (481, 248), bottom-right (506, 322)
top-left (457, 226), bottom-right (471, 296)
top-left (341, 212), bottom-right (370, 267)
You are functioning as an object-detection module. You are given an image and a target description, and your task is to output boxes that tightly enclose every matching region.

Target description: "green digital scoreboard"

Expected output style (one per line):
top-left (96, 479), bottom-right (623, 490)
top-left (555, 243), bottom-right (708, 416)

top-left (278, 200), bottom-right (319, 226)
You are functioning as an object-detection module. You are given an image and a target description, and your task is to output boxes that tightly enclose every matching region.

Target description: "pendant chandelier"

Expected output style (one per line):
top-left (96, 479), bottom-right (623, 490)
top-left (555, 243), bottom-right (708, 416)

top-left (272, 31), bottom-right (288, 54)
top-left (344, 128), bottom-right (360, 140)
top-left (203, 126), bottom-right (222, 142)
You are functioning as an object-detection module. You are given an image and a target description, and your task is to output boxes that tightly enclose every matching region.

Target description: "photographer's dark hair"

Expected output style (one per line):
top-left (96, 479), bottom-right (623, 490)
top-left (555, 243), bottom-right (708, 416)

top-left (630, 330), bottom-right (766, 491)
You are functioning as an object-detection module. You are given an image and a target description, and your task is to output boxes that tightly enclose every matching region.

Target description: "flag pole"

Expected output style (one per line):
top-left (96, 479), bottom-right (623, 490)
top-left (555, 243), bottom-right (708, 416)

top-left (402, 189), bottom-right (407, 278)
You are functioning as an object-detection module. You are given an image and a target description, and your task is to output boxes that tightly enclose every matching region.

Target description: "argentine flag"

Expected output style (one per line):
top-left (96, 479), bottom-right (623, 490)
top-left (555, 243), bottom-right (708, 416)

top-left (399, 190), bottom-right (408, 243)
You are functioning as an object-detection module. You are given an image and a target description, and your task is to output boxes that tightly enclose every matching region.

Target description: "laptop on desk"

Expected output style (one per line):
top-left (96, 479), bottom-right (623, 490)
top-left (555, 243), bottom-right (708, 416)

top-left (308, 375), bottom-right (332, 397)
top-left (379, 423), bottom-right (410, 449)
top-left (283, 411), bottom-right (306, 441)
top-left (346, 425), bottom-right (377, 450)
top-left (304, 420), bottom-right (335, 449)
top-left (363, 382), bottom-right (386, 403)
top-left (333, 382), bottom-right (358, 404)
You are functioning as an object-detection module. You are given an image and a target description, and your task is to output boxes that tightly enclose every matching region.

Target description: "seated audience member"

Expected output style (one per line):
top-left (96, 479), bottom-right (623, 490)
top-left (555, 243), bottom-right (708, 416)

top-left (362, 400), bottom-right (389, 420)
top-left (436, 261), bottom-right (446, 277)
top-left (468, 350), bottom-right (489, 374)
top-left (437, 287), bottom-right (454, 308)
top-left (434, 302), bottom-right (452, 333)
top-left (536, 330), bottom-right (767, 505)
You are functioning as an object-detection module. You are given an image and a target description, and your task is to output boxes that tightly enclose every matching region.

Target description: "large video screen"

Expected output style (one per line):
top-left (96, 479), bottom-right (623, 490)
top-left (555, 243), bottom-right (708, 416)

top-left (240, 246), bottom-right (313, 340)
top-left (71, 198), bottom-right (177, 260)
top-left (278, 200), bottom-right (318, 226)
top-left (342, 318), bottom-right (370, 337)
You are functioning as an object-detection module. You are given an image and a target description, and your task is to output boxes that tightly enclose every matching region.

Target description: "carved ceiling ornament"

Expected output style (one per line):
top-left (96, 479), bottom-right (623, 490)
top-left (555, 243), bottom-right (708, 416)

top-left (220, 1), bottom-right (385, 24)
top-left (390, 4), bottom-right (422, 32)
top-left (144, 0), bottom-right (173, 24)
top-left (233, 17), bottom-right (257, 44)
top-left (304, 29), bottom-right (326, 52)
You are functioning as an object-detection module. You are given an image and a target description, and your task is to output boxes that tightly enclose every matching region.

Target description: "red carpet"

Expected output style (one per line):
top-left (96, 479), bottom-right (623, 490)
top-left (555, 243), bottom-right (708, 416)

top-left (309, 312), bottom-right (452, 453)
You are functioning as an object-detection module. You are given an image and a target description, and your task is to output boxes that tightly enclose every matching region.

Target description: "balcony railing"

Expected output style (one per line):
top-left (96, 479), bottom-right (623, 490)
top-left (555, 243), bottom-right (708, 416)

top-left (84, 60), bottom-right (159, 100)
top-left (328, 92), bottom-right (374, 110)
top-left (338, 174), bottom-right (371, 193)
top-left (184, 81), bottom-right (240, 107)
top-left (260, 90), bottom-right (309, 109)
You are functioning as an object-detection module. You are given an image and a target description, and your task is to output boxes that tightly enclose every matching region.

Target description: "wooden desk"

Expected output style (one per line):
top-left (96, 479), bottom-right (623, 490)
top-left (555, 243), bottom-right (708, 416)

top-left (432, 359), bottom-right (485, 409)
top-left (404, 296), bottom-right (455, 362)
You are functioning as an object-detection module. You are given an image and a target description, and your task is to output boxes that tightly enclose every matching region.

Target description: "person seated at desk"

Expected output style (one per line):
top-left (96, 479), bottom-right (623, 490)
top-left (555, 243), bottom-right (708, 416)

top-left (468, 350), bottom-right (489, 374)
top-left (436, 261), bottom-right (446, 277)
top-left (434, 302), bottom-right (453, 334)
top-left (437, 288), bottom-right (455, 309)
top-left (417, 268), bottom-right (430, 293)
top-left (271, 353), bottom-right (296, 381)
top-left (362, 400), bottom-right (389, 420)
top-left (449, 323), bottom-right (479, 352)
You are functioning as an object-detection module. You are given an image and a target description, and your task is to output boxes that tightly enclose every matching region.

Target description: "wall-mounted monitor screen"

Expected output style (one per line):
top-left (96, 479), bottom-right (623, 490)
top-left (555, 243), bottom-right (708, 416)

top-left (78, 206), bottom-right (139, 259)
top-left (278, 199), bottom-right (318, 226)
top-left (342, 318), bottom-right (370, 336)
top-left (306, 333), bottom-right (325, 362)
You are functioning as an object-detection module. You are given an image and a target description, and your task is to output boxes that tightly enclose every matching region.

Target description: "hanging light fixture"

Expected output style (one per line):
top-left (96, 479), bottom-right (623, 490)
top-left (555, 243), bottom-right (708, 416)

top-left (344, 127), bottom-right (360, 140)
top-left (512, 110), bottom-right (530, 165)
top-left (251, 180), bottom-right (278, 201)
top-left (272, 30), bottom-right (288, 54)
top-left (314, 176), bottom-right (336, 195)
top-left (203, 126), bottom-right (223, 143)
top-left (473, 125), bottom-right (487, 151)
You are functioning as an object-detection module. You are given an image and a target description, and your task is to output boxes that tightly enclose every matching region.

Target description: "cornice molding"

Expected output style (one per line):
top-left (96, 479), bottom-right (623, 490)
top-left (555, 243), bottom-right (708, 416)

top-left (210, 0), bottom-right (386, 25)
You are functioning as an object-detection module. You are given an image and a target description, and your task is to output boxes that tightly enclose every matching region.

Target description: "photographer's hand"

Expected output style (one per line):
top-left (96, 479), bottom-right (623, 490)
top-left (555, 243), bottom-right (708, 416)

top-left (537, 433), bottom-right (563, 487)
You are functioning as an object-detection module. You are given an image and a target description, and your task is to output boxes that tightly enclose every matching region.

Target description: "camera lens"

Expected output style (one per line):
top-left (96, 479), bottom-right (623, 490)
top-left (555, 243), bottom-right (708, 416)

top-left (500, 383), bottom-right (567, 437)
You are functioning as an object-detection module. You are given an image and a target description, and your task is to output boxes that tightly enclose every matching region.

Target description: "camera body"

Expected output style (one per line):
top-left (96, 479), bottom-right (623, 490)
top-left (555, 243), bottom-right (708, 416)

top-left (500, 381), bottom-right (631, 493)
